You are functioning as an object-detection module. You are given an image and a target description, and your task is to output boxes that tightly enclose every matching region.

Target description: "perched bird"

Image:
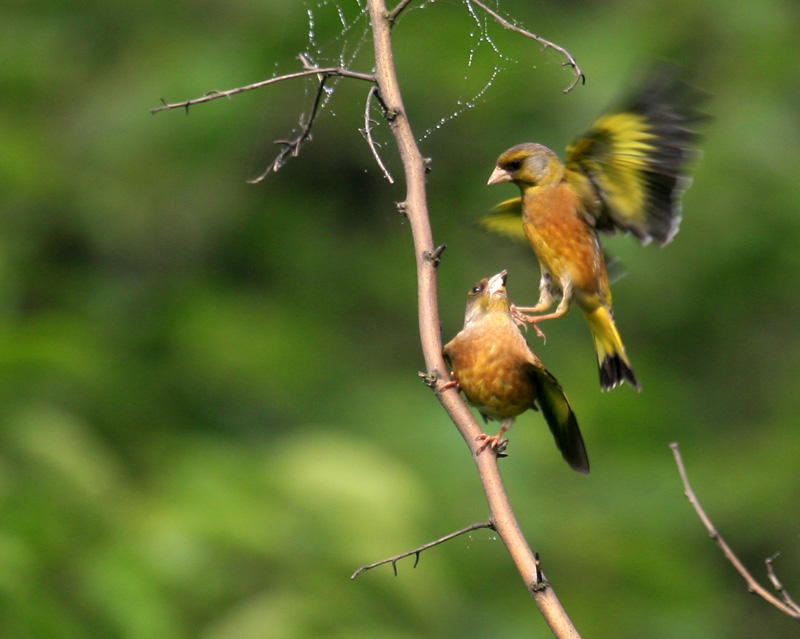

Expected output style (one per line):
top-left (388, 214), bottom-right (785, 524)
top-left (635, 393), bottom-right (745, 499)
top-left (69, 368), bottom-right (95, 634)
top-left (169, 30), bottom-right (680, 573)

top-left (484, 66), bottom-right (706, 391)
top-left (443, 270), bottom-right (589, 475)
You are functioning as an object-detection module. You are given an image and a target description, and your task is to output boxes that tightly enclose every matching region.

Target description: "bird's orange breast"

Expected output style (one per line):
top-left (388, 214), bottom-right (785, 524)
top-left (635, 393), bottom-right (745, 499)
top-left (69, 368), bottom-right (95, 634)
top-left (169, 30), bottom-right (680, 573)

top-left (445, 324), bottom-right (537, 421)
top-left (522, 183), bottom-right (606, 296)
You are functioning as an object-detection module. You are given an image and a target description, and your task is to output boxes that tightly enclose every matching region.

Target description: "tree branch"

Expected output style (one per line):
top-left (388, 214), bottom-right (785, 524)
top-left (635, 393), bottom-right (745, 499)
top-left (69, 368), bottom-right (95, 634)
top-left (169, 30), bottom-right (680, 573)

top-left (351, 521), bottom-right (494, 579)
top-left (469, 0), bottom-right (584, 93)
top-left (248, 58), bottom-right (330, 184)
top-left (670, 443), bottom-right (800, 620)
top-left (152, 56), bottom-right (378, 181)
top-left (150, 63), bottom-right (376, 114)
top-left (367, 1), bottom-right (581, 637)
top-left (766, 554), bottom-right (800, 613)
top-left (388, 0), bottom-right (414, 24)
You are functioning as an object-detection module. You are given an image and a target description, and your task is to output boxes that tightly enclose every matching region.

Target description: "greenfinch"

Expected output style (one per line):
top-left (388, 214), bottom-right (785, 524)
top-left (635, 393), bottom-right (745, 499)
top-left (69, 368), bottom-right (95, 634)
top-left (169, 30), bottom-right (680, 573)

top-left (484, 66), bottom-right (705, 391)
top-left (443, 270), bottom-right (589, 475)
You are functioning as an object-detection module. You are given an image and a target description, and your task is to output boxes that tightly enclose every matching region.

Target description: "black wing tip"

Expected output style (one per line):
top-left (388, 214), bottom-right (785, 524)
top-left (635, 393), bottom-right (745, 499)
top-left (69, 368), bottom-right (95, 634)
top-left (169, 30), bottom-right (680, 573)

top-left (599, 354), bottom-right (641, 392)
top-left (626, 61), bottom-right (710, 118)
top-left (566, 445), bottom-right (591, 475)
top-left (629, 65), bottom-right (709, 246)
top-left (571, 462), bottom-right (591, 476)
top-left (531, 368), bottom-right (591, 475)
top-left (553, 413), bottom-right (590, 475)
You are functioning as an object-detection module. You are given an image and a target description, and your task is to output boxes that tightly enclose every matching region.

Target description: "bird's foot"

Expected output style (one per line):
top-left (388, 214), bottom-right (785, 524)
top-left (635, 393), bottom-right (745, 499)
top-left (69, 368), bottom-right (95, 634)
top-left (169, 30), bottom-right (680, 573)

top-left (476, 433), bottom-right (509, 456)
top-left (510, 305), bottom-right (547, 341)
top-left (438, 378), bottom-right (460, 393)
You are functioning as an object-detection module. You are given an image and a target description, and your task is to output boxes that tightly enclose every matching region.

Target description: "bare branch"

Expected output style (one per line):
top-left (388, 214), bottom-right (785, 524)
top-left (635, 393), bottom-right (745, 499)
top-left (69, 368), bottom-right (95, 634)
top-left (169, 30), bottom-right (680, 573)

top-left (360, 85), bottom-right (394, 183)
top-left (150, 64), bottom-right (376, 114)
top-left (351, 521), bottom-right (494, 579)
top-left (670, 443), bottom-right (800, 620)
top-left (469, 0), bottom-right (584, 93)
top-left (766, 555), bottom-right (800, 613)
top-left (388, 0), bottom-right (414, 24)
top-left (248, 56), bottom-right (333, 183)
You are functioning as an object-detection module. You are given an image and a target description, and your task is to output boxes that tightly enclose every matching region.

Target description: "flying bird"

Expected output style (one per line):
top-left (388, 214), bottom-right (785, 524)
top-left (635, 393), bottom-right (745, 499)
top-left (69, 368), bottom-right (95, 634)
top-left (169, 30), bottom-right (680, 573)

top-left (443, 270), bottom-right (589, 475)
top-left (484, 65), bottom-right (706, 391)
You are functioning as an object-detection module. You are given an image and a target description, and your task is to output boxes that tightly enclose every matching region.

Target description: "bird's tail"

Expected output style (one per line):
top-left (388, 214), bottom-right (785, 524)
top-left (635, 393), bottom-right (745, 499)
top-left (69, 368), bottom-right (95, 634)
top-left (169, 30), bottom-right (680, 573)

top-left (533, 368), bottom-right (590, 475)
top-left (584, 305), bottom-right (640, 392)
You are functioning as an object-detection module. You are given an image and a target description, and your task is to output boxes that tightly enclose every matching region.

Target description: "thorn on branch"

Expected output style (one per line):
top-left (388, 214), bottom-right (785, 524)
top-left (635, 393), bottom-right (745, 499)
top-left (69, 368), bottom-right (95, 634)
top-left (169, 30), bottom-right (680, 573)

top-left (424, 244), bottom-right (447, 267)
top-left (351, 521), bottom-right (495, 580)
top-left (203, 89), bottom-right (230, 100)
top-left (562, 62), bottom-right (586, 87)
top-left (530, 552), bottom-right (548, 590)
top-left (396, 201), bottom-right (408, 219)
top-left (384, 107), bottom-right (401, 122)
top-left (418, 370), bottom-right (439, 387)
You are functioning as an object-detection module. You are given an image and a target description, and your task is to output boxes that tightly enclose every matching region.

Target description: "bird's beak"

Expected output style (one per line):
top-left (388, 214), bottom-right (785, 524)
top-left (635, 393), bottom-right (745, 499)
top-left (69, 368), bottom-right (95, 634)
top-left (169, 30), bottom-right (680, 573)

top-left (487, 166), bottom-right (512, 186)
top-left (487, 270), bottom-right (508, 295)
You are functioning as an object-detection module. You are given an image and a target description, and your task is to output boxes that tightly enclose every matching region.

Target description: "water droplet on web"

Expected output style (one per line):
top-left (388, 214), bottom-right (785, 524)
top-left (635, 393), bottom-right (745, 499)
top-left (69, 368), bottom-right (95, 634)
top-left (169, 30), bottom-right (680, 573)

top-left (300, 1), bottom-right (522, 147)
top-left (337, 5), bottom-right (348, 28)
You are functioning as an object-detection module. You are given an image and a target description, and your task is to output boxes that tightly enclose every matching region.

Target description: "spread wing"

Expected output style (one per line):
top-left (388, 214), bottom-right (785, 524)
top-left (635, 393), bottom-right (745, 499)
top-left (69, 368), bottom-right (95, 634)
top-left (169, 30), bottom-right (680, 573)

top-left (565, 64), bottom-right (708, 245)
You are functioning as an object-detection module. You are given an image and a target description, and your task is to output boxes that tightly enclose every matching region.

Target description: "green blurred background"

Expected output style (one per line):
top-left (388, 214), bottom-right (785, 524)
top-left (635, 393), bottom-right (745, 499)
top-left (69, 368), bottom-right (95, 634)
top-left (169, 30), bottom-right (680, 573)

top-left (3, 0), bottom-right (800, 637)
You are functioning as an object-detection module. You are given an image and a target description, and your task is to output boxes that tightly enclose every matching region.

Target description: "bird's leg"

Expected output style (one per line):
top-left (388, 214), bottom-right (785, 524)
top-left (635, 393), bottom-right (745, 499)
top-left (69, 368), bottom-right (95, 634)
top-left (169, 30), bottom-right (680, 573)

top-left (439, 372), bottom-right (460, 392)
top-left (511, 298), bottom-right (552, 338)
top-left (523, 295), bottom-right (571, 324)
top-left (476, 419), bottom-right (512, 454)
top-left (512, 280), bottom-right (571, 340)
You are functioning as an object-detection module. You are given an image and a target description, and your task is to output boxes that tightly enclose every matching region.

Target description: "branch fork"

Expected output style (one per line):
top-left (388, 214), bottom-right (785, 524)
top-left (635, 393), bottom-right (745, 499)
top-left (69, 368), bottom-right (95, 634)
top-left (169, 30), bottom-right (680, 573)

top-left (671, 443), bottom-right (800, 620)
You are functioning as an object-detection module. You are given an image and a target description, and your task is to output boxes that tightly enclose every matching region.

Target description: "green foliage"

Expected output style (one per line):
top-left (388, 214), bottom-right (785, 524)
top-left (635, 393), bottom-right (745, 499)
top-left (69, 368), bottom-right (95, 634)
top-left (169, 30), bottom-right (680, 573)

top-left (2, 0), bottom-right (800, 637)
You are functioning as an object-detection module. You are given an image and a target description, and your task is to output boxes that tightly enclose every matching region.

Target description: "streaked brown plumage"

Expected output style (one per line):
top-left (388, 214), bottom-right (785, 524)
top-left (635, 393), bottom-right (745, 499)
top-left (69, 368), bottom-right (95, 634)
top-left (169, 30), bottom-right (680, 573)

top-left (443, 271), bottom-right (589, 474)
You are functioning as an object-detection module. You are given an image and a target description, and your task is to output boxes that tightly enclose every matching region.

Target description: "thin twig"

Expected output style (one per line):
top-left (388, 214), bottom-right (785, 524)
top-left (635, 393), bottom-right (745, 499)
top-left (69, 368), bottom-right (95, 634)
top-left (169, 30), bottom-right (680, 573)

top-left (670, 443), bottom-right (800, 620)
top-left (469, 0), bottom-right (584, 93)
top-left (388, 0), bottom-right (414, 24)
top-left (351, 521), bottom-right (494, 579)
top-left (360, 85), bottom-right (394, 183)
top-left (248, 58), bottom-right (332, 183)
top-left (150, 65), bottom-right (376, 114)
top-left (766, 554), bottom-right (800, 614)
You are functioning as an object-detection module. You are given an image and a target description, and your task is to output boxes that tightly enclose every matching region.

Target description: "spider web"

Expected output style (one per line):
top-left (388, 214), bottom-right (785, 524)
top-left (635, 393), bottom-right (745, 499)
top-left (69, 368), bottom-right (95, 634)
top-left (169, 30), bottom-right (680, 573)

top-left (303, 0), bottom-right (372, 115)
top-left (300, 0), bottom-right (535, 142)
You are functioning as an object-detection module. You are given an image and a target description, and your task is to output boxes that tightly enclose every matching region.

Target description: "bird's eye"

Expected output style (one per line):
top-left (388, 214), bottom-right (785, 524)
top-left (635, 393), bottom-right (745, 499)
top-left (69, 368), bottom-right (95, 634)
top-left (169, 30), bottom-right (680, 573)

top-left (471, 285), bottom-right (483, 294)
top-left (508, 159), bottom-right (522, 171)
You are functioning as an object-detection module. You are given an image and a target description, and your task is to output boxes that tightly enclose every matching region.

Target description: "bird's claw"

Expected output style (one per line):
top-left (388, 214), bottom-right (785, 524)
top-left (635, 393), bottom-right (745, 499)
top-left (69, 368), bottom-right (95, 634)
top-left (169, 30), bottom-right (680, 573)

top-left (510, 307), bottom-right (547, 342)
top-left (476, 434), bottom-right (509, 456)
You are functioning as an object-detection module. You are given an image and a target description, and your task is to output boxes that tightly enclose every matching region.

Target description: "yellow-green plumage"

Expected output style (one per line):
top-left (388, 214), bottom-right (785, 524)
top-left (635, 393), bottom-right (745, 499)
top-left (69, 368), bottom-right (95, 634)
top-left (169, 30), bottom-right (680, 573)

top-left (484, 65), bottom-right (706, 391)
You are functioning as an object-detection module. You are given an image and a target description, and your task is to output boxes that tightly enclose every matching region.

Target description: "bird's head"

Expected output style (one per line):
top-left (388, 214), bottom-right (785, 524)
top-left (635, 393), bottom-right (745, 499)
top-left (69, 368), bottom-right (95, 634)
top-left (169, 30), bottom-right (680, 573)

top-left (487, 143), bottom-right (563, 189)
top-left (464, 270), bottom-right (510, 325)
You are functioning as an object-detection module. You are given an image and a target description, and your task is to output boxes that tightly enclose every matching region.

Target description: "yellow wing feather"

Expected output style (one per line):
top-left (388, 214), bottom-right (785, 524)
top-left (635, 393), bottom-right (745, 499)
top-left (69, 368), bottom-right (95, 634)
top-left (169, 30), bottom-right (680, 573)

top-left (564, 65), bottom-right (707, 245)
top-left (474, 197), bottom-right (527, 242)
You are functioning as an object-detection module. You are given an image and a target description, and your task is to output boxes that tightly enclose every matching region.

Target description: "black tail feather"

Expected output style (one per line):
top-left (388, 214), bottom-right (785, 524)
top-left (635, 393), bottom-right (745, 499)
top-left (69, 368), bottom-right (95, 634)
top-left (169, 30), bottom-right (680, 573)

top-left (599, 353), bottom-right (641, 392)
